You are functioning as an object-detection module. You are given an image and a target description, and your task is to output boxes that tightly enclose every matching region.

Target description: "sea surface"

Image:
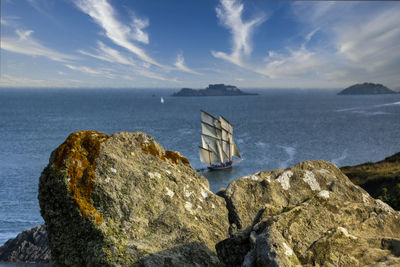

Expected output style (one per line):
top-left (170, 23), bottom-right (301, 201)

top-left (1, 88), bottom-right (400, 246)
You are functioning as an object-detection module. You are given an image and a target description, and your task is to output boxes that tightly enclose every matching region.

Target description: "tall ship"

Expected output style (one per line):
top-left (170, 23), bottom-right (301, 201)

top-left (198, 110), bottom-right (241, 170)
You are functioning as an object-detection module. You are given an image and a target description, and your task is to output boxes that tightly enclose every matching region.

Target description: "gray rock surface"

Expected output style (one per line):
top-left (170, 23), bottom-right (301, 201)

top-left (217, 160), bottom-right (400, 266)
top-left (38, 131), bottom-right (229, 266)
top-left (0, 225), bottom-right (50, 263)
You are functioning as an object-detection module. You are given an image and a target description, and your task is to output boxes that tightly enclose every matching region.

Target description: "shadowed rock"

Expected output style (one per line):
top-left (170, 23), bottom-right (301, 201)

top-left (0, 225), bottom-right (50, 263)
top-left (38, 131), bottom-right (229, 266)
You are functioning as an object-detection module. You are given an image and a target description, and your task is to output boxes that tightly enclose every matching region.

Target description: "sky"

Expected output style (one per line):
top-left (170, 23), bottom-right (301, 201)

top-left (1, 0), bottom-right (400, 89)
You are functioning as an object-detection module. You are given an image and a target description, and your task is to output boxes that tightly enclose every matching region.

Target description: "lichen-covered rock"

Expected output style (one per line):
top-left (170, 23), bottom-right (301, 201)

top-left (0, 225), bottom-right (50, 263)
top-left (217, 160), bottom-right (400, 266)
top-left (38, 131), bottom-right (229, 266)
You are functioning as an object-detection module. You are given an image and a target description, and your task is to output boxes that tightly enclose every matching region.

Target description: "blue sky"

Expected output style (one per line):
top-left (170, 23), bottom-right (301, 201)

top-left (1, 0), bottom-right (400, 89)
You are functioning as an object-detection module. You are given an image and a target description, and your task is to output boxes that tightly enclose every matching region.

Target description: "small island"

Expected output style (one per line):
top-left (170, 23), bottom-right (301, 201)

top-left (172, 84), bottom-right (258, 96)
top-left (338, 82), bottom-right (397, 95)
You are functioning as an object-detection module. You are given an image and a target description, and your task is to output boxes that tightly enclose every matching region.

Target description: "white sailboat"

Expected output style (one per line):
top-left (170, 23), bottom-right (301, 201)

top-left (160, 97), bottom-right (164, 104)
top-left (199, 110), bottom-right (241, 170)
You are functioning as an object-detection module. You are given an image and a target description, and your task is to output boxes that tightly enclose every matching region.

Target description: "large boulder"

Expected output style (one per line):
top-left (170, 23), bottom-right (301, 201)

top-left (38, 131), bottom-right (229, 266)
top-left (217, 160), bottom-right (400, 266)
top-left (0, 224), bottom-right (50, 263)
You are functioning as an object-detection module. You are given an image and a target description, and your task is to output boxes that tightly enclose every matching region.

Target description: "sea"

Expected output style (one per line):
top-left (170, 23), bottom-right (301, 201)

top-left (1, 88), bottom-right (400, 247)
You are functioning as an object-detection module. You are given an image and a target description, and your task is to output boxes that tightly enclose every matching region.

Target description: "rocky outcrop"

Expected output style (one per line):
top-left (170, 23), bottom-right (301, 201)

top-left (172, 84), bottom-right (257, 96)
top-left (38, 131), bottom-right (229, 266)
top-left (341, 152), bottom-right (400, 210)
top-left (216, 160), bottom-right (400, 266)
top-left (0, 225), bottom-right (50, 263)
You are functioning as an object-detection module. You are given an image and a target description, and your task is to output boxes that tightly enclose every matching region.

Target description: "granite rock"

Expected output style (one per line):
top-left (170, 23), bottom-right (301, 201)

top-left (38, 131), bottom-right (229, 266)
top-left (217, 160), bottom-right (400, 266)
top-left (0, 224), bottom-right (50, 263)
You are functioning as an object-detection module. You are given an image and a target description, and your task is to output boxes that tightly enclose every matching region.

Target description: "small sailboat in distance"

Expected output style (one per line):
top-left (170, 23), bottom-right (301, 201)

top-left (199, 110), bottom-right (241, 170)
top-left (160, 97), bottom-right (164, 104)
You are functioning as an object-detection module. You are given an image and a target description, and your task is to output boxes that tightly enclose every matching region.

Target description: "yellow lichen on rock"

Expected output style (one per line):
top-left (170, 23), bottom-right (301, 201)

top-left (165, 150), bottom-right (190, 165)
top-left (53, 130), bottom-right (109, 223)
top-left (141, 142), bottom-right (190, 166)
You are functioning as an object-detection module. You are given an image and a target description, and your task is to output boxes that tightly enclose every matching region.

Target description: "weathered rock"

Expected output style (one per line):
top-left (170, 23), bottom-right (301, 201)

top-left (217, 160), bottom-right (400, 266)
top-left (38, 131), bottom-right (229, 266)
top-left (0, 225), bottom-right (50, 263)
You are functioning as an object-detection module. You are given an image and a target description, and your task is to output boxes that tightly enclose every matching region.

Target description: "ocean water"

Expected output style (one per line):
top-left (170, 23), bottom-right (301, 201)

top-left (1, 88), bottom-right (400, 246)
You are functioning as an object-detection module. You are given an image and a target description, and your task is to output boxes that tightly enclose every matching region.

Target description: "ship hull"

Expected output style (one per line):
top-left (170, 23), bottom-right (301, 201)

top-left (207, 161), bottom-right (233, 171)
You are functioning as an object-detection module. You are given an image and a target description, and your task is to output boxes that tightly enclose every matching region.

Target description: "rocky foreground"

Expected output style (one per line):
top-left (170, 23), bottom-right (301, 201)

top-left (1, 131), bottom-right (400, 266)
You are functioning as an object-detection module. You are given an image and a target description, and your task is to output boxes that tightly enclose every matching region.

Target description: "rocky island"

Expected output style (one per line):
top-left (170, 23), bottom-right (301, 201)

top-left (1, 131), bottom-right (400, 266)
top-left (338, 82), bottom-right (397, 95)
top-left (172, 84), bottom-right (257, 96)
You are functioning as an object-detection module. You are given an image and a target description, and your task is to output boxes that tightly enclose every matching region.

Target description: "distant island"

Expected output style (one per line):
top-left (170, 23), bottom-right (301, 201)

top-left (172, 84), bottom-right (258, 96)
top-left (338, 82), bottom-right (397, 95)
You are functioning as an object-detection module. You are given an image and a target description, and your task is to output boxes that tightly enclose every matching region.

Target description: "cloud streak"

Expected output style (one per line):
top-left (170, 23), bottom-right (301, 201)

top-left (1, 29), bottom-right (75, 62)
top-left (78, 41), bottom-right (135, 66)
top-left (212, 0), bottom-right (266, 66)
top-left (174, 53), bottom-right (200, 74)
top-left (74, 0), bottom-right (162, 67)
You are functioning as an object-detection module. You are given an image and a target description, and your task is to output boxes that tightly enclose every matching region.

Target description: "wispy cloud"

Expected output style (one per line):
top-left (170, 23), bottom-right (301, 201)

top-left (260, 46), bottom-right (326, 79)
top-left (65, 64), bottom-right (118, 79)
top-left (78, 41), bottom-right (135, 66)
top-left (0, 74), bottom-right (82, 88)
top-left (211, 0), bottom-right (266, 66)
top-left (174, 53), bottom-right (200, 75)
top-left (1, 29), bottom-right (75, 62)
top-left (290, 2), bottom-right (400, 86)
top-left (132, 16), bottom-right (149, 44)
top-left (74, 0), bottom-right (162, 67)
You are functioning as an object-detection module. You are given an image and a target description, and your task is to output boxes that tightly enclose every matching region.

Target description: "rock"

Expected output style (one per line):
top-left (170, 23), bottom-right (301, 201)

top-left (341, 152), bottom-right (400, 210)
top-left (216, 160), bottom-right (400, 266)
top-left (38, 131), bottom-right (229, 266)
top-left (172, 84), bottom-right (258, 96)
top-left (0, 225), bottom-right (50, 263)
top-left (338, 82), bottom-right (397, 95)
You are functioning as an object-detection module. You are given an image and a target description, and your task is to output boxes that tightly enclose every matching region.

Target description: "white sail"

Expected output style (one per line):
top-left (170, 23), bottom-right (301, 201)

top-left (199, 147), bottom-right (212, 164)
top-left (232, 141), bottom-right (241, 158)
top-left (217, 141), bottom-right (224, 163)
top-left (200, 111), bottom-right (240, 166)
top-left (201, 134), bottom-right (222, 163)
top-left (201, 110), bottom-right (221, 129)
top-left (219, 115), bottom-right (233, 134)
top-left (222, 140), bottom-right (231, 161)
top-left (201, 122), bottom-right (222, 139)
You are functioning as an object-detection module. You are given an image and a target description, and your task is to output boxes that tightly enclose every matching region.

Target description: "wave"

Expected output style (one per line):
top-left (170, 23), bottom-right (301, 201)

top-left (376, 101), bottom-right (400, 107)
top-left (351, 110), bottom-right (390, 116)
top-left (255, 141), bottom-right (267, 148)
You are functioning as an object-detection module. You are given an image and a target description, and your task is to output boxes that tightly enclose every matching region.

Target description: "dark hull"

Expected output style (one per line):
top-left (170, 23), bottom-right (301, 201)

top-left (207, 162), bottom-right (233, 171)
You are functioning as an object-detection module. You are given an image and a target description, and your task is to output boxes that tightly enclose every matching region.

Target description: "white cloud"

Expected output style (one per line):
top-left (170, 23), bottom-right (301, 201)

top-left (74, 0), bottom-right (162, 67)
top-left (260, 46), bottom-right (326, 79)
top-left (211, 0), bottom-right (266, 66)
top-left (78, 41), bottom-right (135, 65)
top-left (132, 17), bottom-right (149, 44)
top-left (0, 74), bottom-right (82, 88)
top-left (174, 53), bottom-right (200, 74)
top-left (137, 69), bottom-right (178, 82)
top-left (1, 29), bottom-right (75, 62)
top-left (290, 2), bottom-right (400, 87)
top-left (335, 8), bottom-right (400, 73)
top-left (65, 64), bottom-right (117, 79)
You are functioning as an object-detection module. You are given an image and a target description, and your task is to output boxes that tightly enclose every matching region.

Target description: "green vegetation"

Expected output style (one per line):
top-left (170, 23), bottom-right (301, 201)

top-left (341, 153), bottom-right (400, 210)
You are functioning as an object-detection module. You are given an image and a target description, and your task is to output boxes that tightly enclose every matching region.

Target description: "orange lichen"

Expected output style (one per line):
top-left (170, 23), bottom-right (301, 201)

top-left (53, 130), bottom-right (109, 223)
top-left (165, 150), bottom-right (190, 165)
top-left (141, 142), bottom-right (190, 166)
